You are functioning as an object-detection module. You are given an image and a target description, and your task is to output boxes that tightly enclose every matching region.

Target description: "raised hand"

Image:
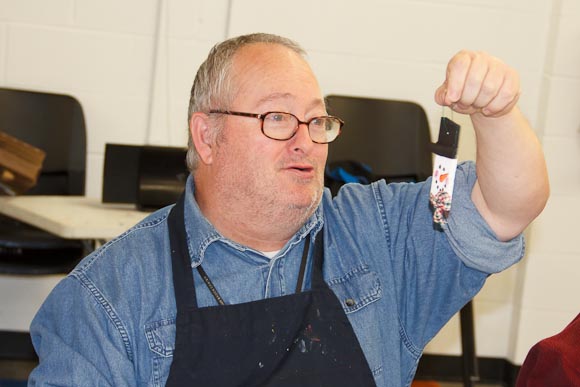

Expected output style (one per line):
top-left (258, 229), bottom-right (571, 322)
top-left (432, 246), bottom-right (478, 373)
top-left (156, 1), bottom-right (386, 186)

top-left (435, 50), bottom-right (520, 118)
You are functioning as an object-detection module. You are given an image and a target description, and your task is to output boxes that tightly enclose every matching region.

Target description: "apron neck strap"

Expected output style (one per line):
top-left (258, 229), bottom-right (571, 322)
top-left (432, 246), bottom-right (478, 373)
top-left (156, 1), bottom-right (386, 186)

top-left (295, 234), bottom-right (310, 293)
top-left (310, 230), bottom-right (325, 289)
top-left (168, 194), bottom-right (199, 311)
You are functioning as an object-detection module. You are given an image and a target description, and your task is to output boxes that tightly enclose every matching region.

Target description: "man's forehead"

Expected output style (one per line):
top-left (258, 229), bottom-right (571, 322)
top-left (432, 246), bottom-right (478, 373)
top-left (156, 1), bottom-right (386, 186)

top-left (229, 44), bottom-right (325, 111)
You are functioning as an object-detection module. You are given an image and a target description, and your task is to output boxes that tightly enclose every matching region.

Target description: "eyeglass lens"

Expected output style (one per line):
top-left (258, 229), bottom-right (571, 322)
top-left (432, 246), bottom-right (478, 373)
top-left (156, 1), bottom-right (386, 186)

top-left (262, 112), bottom-right (340, 143)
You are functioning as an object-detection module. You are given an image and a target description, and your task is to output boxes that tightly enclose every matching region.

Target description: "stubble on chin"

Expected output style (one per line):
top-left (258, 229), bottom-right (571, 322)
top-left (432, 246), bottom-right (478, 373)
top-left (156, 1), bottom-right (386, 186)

top-left (216, 155), bottom-right (325, 232)
top-left (286, 181), bottom-right (324, 226)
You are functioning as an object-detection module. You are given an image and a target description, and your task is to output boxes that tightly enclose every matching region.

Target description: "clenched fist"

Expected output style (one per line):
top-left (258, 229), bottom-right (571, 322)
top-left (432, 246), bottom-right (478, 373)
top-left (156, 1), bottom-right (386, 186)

top-left (435, 50), bottom-right (521, 118)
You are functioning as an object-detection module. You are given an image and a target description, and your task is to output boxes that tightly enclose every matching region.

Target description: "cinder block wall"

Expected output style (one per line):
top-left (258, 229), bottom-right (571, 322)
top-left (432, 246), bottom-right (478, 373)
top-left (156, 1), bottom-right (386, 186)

top-left (0, 0), bottom-right (578, 365)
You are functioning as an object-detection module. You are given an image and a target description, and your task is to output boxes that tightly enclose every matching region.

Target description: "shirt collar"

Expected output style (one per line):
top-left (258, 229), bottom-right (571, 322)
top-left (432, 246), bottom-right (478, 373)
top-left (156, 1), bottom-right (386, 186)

top-left (181, 175), bottom-right (324, 267)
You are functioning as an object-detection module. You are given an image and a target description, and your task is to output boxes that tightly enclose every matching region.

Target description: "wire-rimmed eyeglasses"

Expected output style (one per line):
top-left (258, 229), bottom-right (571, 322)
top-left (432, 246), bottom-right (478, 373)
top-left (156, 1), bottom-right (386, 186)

top-left (209, 110), bottom-right (344, 144)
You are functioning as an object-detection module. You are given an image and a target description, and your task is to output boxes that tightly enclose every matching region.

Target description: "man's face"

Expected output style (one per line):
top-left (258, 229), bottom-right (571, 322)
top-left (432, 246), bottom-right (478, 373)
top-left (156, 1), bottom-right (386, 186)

top-left (210, 43), bottom-right (328, 222)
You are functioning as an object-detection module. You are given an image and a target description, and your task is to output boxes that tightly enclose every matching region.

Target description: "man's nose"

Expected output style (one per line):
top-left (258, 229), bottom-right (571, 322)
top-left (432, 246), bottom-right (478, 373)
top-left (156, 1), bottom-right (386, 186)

top-left (290, 123), bottom-right (315, 152)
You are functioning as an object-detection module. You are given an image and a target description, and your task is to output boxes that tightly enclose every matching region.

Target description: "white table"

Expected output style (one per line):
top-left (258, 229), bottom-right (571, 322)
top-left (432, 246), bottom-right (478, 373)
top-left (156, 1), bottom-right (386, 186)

top-left (0, 196), bottom-right (152, 332)
top-left (0, 196), bottom-right (151, 241)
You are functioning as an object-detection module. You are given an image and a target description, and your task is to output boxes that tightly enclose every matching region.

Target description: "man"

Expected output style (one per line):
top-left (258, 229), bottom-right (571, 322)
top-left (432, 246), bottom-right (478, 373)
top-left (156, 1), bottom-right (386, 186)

top-left (29, 33), bottom-right (548, 386)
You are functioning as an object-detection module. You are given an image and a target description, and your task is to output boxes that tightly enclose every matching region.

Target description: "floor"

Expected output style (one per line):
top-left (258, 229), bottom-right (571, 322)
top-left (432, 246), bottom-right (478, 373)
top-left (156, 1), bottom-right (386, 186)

top-left (0, 360), bottom-right (36, 381)
top-left (438, 384), bottom-right (503, 387)
top-left (413, 383), bottom-right (503, 387)
top-left (0, 360), bottom-right (505, 386)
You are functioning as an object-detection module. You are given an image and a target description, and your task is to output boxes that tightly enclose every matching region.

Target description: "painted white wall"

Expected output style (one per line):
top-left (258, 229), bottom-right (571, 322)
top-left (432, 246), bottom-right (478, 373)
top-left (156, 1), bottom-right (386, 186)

top-left (505, 0), bottom-right (580, 364)
top-left (0, 0), bottom-right (578, 365)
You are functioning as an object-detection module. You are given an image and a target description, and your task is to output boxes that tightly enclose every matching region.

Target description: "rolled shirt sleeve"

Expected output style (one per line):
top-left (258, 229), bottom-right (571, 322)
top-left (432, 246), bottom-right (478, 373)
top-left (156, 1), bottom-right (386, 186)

top-left (443, 161), bottom-right (525, 273)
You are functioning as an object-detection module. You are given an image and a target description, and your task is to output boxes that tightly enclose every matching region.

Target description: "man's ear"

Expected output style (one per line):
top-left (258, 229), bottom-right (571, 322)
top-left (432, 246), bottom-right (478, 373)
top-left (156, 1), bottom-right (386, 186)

top-left (189, 112), bottom-right (214, 165)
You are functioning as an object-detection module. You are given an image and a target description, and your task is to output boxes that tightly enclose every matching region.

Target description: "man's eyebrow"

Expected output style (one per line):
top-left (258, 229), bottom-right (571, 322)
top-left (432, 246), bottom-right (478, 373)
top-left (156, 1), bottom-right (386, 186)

top-left (256, 92), bottom-right (294, 106)
top-left (256, 93), bottom-right (326, 112)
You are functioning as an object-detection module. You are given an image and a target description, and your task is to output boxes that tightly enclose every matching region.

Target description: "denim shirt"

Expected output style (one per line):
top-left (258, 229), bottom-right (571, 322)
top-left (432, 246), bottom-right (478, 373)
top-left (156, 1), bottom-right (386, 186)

top-left (28, 162), bottom-right (524, 387)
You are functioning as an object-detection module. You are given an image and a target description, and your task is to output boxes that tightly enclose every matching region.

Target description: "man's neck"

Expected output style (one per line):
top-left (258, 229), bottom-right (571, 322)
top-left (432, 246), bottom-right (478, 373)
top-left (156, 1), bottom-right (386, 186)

top-left (193, 178), bottom-right (313, 252)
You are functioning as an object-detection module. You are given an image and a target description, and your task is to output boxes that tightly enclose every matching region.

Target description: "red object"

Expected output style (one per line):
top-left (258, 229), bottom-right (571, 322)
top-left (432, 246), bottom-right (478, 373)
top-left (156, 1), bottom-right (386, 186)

top-left (516, 313), bottom-right (580, 386)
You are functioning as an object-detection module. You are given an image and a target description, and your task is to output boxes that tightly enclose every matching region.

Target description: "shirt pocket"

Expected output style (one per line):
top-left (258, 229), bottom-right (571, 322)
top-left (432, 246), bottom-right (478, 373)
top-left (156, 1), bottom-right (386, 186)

top-left (327, 264), bottom-right (384, 378)
top-left (145, 318), bottom-right (176, 358)
top-left (327, 264), bottom-right (382, 314)
top-left (144, 319), bottom-right (176, 386)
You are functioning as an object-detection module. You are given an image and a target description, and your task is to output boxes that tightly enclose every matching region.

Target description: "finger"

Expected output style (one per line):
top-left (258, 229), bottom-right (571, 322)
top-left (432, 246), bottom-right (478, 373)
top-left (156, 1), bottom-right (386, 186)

top-left (486, 94), bottom-right (520, 117)
top-left (444, 51), bottom-right (472, 105)
top-left (457, 52), bottom-right (489, 107)
top-left (472, 58), bottom-right (505, 109)
top-left (482, 67), bottom-right (520, 116)
top-left (434, 82), bottom-right (448, 106)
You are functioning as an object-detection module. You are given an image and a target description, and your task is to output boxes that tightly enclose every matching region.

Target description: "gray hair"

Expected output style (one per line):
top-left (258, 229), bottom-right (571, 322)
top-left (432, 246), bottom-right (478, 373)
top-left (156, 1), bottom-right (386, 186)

top-left (186, 33), bottom-right (307, 172)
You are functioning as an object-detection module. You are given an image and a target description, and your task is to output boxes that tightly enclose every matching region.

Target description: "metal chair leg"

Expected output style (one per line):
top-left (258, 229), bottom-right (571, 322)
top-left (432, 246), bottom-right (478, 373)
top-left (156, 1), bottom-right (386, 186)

top-left (460, 301), bottom-right (480, 387)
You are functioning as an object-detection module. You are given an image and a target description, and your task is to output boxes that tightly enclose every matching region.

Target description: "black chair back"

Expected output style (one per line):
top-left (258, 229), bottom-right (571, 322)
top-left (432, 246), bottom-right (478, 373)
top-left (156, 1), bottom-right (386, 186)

top-left (0, 88), bottom-right (87, 275)
top-left (0, 88), bottom-right (86, 195)
top-left (325, 95), bottom-right (432, 184)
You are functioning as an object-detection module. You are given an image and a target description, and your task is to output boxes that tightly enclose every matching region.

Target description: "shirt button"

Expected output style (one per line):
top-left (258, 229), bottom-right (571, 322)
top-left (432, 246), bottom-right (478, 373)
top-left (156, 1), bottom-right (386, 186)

top-left (345, 298), bottom-right (355, 307)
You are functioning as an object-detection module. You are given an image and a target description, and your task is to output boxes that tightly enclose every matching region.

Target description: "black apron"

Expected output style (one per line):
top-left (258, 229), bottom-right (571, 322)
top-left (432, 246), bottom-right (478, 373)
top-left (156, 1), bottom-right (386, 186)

top-left (165, 195), bottom-right (376, 386)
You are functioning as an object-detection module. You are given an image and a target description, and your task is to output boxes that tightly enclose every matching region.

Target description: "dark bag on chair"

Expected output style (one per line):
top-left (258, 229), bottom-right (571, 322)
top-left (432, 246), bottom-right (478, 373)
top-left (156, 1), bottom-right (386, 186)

top-left (325, 160), bottom-right (377, 196)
